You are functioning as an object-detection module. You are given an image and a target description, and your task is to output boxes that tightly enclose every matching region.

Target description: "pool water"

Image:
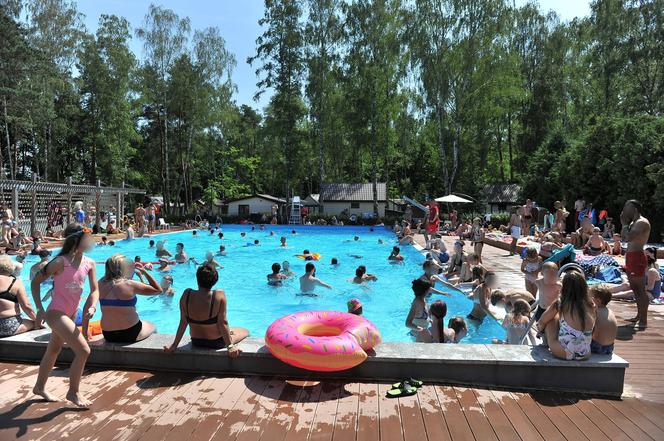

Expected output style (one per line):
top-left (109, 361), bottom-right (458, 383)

top-left (18, 226), bottom-right (505, 343)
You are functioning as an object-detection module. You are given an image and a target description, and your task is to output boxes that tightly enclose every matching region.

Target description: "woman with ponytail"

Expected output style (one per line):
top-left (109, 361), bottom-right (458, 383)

top-left (30, 223), bottom-right (99, 407)
top-left (418, 300), bottom-right (455, 343)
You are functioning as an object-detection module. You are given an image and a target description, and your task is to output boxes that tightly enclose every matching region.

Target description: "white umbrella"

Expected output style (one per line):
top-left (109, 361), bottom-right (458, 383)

top-left (435, 194), bottom-right (472, 204)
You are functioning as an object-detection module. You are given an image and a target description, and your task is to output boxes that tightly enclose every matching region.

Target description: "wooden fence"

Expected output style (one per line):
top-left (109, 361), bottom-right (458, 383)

top-left (0, 177), bottom-right (145, 234)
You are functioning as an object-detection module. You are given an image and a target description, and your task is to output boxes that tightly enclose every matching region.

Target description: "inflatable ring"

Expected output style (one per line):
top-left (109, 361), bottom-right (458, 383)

top-left (295, 253), bottom-right (321, 261)
top-left (265, 310), bottom-right (381, 372)
top-left (135, 262), bottom-right (153, 270)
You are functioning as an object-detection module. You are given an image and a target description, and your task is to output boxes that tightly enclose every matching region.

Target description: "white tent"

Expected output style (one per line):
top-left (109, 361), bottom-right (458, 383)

top-left (435, 194), bottom-right (472, 204)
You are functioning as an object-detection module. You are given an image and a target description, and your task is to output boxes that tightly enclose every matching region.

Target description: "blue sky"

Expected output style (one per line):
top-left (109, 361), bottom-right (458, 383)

top-left (75, 0), bottom-right (591, 111)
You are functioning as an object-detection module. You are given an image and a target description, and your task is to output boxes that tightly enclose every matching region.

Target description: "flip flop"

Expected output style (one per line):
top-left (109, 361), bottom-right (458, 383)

top-left (392, 378), bottom-right (423, 389)
top-left (386, 383), bottom-right (418, 398)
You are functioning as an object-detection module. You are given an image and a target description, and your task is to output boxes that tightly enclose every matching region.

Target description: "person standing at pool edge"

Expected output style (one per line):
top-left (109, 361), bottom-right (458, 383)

top-left (30, 224), bottom-right (98, 407)
top-left (425, 200), bottom-right (439, 244)
top-left (620, 200), bottom-right (651, 329)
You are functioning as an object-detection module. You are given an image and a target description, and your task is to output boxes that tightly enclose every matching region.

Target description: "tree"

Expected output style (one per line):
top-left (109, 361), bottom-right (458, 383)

top-left (136, 4), bottom-right (190, 213)
top-left (249, 0), bottom-right (305, 197)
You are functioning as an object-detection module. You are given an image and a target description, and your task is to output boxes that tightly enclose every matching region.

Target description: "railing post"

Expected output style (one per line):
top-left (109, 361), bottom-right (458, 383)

top-left (95, 179), bottom-right (101, 230)
top-left (66, 177), bottom-right (72, 226)
top-left (30, 175), bottom-right (37, 235)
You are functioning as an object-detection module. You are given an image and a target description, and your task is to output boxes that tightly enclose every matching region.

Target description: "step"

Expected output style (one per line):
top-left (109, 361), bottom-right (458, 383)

top-left (0, 329), bottom-right (628, 397)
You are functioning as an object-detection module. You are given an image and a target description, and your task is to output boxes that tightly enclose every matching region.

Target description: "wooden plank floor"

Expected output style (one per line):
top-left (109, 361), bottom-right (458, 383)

top-left (1, 234), bottom-right (663, 440)
top-left (1, 363), bottom-right (664, 441)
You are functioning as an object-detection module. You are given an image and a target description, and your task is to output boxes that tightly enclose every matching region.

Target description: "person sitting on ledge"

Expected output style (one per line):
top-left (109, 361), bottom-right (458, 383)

top-left (165, 264), bottom-right (248, 355)
top-left (590, 285), bottom-right (617, 355)
top-left (97, 254), bottom-right (161, 343)
top-left (536, 269), bottom-right (596, 360)
top-left (0, 255), bottom-right (36, 338)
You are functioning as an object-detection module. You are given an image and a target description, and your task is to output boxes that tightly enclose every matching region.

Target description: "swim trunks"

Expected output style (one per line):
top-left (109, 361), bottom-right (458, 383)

top-left (510, 226), bottom-right (521, 239)
top-left (625, 251), bottom-right (647, 278)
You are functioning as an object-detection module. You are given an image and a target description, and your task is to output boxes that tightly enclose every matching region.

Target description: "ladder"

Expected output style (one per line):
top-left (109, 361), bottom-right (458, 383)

top-left (289, 196), bottom-right (302, 225)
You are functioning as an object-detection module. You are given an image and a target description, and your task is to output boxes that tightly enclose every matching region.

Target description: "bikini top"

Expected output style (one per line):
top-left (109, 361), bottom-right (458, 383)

top-left (99, 281), bottom-right (138, 307)
top-left (0, 276), bottom-right (18, 303)
top-left (185, 289), bottom-right (218, 325)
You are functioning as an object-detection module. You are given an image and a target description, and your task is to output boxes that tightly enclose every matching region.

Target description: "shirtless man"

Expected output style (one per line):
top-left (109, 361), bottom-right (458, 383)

top-left (620, 200), bottom-right (651, 329)
top-left (135, 204), bottom-right (146, 231)
top-left (146, 204), bottom-right (156, 233)
top-left (299, 263), bottom-right (332, 295)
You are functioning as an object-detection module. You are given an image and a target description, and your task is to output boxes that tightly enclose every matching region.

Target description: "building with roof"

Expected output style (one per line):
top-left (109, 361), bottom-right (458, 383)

top-left (223, 194), bottom-right (286, 219)
top-left (319, 183), bottom-right (387, 218)
top-left (483, 183), bottom-right (521, 213)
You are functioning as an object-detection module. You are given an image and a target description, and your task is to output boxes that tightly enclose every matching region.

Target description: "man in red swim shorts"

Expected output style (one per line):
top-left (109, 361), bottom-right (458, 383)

top-left (424, 200), bottom-right (439, 245)
top-left (621, 200), bottom-right (651, 329)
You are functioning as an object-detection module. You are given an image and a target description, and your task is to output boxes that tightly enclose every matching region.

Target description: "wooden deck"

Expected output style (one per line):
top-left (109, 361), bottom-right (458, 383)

top-left (2, 362), bottom-right (664, 441)
top-left (1, 233), bottom-right (663, 440)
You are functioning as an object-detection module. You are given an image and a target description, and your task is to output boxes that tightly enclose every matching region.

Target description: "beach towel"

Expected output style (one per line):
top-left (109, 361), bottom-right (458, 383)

top-left (575, 254), bottom-right (619, 278)
top-left (595, 266), bottom-right (623, 284)
top-left (545, 244), bottom-right (576, 263)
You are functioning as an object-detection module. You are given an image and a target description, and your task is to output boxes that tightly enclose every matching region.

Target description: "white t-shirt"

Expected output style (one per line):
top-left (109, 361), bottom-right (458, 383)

top-left (574, 199), bottom-right (585, 212)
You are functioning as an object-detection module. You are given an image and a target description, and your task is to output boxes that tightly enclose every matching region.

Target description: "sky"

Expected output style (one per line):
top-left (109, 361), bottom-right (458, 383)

top-left (75, 0), bottom-right (592, 111)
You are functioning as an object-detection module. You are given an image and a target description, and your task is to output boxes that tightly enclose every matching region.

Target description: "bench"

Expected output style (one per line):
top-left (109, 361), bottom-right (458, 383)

top-left (0, 329), bottom-right (628, 397)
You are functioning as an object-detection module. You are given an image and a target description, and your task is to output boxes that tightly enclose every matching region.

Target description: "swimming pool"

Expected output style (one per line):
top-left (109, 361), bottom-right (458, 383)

top-left (18, 226), bottom-right (505, 343)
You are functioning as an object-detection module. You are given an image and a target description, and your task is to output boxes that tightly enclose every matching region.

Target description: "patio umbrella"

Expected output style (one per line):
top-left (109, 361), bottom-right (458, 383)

top-left (435, 194), bottom-right (472, 204)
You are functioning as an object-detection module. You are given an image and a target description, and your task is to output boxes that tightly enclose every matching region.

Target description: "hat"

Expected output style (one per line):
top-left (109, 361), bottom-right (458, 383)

top-left (347, 298), bottom-right (363, 313)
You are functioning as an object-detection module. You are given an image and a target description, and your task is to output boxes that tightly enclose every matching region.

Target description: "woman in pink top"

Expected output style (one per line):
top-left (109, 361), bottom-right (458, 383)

top-left (31, 223), bottom-right (99, 407)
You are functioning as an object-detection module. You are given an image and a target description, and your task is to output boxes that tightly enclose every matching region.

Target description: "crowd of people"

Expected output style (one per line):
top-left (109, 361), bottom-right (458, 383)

top-left (0, 195), bottom-right (657, 407)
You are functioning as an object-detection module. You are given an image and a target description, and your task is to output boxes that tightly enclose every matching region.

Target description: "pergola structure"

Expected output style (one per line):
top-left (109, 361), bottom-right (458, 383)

top-left (0, 177), bottom-right (146, 235)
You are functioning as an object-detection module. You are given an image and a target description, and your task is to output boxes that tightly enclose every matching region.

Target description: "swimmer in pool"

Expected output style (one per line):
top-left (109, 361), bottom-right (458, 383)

top-left (149, 240), bottom-right (155, 248)
top-left (156, 258), bottom-right (172, 272)
top-left (299, 263), bottom-right (331, 295)
top-left (388, 246), bottom-right (404, 262)
top-left (267, 263), bottom-right (288, 286)
top-left (281, 260), bottom-right (295, 277)
top-left (155, 241), bottom-right (172, 258)
top-left (200, 251), bottom-right (222, 269)
top-left (344, 236), bottom-right (360, 243)
top-left (240, 232), bottom-right (246, 238)
top-left (161, 275), bottom-right (175, 296)
top-left (216, 245), bottom-right (227, 256)
top-left (280, 236), bottom-right (287, 247)
top-left (218, 232), bottom-right (223, 239)
top-left (174, 243), bottom-right (188, 263)
top-left (331, 258), bottom-right (339, 266)
top-left (351, 265), bottom-right (378, 284)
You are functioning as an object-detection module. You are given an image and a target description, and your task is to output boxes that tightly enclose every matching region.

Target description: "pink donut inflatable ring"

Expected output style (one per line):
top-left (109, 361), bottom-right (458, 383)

top-left (265, 310), bottom-right (382, 372)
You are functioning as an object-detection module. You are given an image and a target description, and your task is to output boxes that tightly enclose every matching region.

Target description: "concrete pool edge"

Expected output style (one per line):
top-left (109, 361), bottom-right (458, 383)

top-left (0, 330), bottom-right (628, 397)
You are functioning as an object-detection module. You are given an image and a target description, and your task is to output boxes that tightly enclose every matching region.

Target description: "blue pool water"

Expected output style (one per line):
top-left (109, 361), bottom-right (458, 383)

top-left (18, 226), bottom-right (505, 343)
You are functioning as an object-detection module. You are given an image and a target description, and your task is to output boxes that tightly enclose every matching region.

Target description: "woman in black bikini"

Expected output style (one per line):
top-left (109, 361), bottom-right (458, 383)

top-left (0, 256), bottom-right (36, 337)
top-left (164, 264), bottom-right (248, 357)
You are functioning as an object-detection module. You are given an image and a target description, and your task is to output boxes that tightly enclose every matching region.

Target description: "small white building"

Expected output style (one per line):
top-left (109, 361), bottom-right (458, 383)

top-left (320, 183), bottom-right (387, 218)
top-left (224, 194), bottom-right (286, 218)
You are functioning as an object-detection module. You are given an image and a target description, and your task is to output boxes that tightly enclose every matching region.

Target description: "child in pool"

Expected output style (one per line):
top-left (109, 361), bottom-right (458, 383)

top-left (494, 299), bottom-right (536, 345)
top-left (467, 271), bottom-right (498, 321)
top-left (584, 227), bottom-right (607, 256)
top-left (216, 245), bottom-right (227, 256)
top-left (280, 236), bottom-right (287, 247)
top-left (406, 278), bottom-right (432, 335)
top-left (447, 316), bottom-right (468, 343)
top-left (388, 246), bottom-right (404, 262)
top-left (590, 285), bottom-right (617, 355)
top-left (521, 246), bottom-right (542, 296)
top-left (347, 298), bottom-right (363, 315)
top-left (418, 300), bottom-right (456, 343)
top-left (281, 260), bottom-right (295, 277)
top-left (267, 263), bottom-right (288, 286)
top-left (160, 275), bottom-right (174, 296)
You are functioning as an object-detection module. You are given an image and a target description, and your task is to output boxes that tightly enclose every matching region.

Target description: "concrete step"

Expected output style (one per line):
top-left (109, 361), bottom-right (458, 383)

top-left (0, 329), bottom-right (628, 397)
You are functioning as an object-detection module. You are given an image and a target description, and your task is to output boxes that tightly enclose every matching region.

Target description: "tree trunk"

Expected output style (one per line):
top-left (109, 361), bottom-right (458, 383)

top-left (496, 126), bottom-right (505, 182)
top-left (507, 111), bottom-right (514, 181)
top-left (1, 96), bottom-right (8, 180)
